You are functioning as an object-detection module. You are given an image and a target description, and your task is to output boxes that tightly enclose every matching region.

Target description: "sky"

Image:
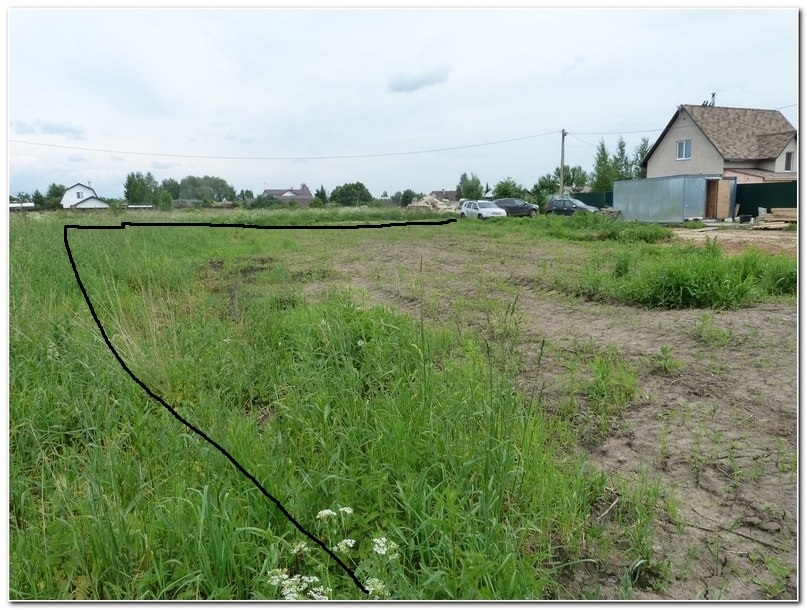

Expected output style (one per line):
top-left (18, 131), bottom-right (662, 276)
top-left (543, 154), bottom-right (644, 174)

top-left (7, 5), bottom-right (799, 200)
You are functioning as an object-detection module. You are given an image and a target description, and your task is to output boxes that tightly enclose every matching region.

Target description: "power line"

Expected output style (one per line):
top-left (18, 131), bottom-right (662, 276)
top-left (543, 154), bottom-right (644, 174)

top-left (12, 103), bottom-right (793, 163)
top-left (567, 133), bottom-right (599, 149)
top-left (568, 128), bottom-right (661, 136)
top-left (10, 130), bottom-right (561, 161)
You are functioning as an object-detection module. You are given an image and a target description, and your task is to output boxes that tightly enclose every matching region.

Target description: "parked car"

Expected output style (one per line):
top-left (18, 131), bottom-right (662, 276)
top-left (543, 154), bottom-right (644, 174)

top-left (545, 197), bottom-right (599, 215)
top-left (492, 198), bottom-right (539, 217)
top-left (459, 200), bottom-right (508, 220)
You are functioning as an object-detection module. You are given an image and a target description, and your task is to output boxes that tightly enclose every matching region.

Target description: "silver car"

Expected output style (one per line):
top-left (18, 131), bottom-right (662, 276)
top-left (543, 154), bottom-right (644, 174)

top-left (459, 200), bottom-right (507, 220)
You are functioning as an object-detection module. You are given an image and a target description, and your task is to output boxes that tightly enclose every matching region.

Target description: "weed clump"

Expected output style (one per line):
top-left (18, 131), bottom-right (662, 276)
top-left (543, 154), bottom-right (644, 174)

top-left (575, 239), bottom-right (796, 310)
top-left (543, 214), bottom-right (673, 244)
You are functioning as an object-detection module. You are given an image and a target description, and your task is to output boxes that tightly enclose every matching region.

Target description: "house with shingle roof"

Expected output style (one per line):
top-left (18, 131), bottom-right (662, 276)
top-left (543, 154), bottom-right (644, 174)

top-left (262, 186), bottom-right (314, 206)
top-left (642, 104), bottom-right (797, 182)
top-left (429, 189), bottom-right (458, 201)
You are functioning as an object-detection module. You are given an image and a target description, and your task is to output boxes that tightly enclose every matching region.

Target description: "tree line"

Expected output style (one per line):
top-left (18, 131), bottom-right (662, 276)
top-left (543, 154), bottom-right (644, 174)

top-left (12, 137), bottom-right (647, 210)
top-left (457, 136), bottom-right (650, 205)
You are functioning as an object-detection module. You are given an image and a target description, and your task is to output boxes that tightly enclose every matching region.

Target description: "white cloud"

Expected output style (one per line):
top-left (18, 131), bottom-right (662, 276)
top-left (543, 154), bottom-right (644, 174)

top-left (388, 66), bottom-right (451, 93)
top-left (12, 119), bottom-right (85, 139)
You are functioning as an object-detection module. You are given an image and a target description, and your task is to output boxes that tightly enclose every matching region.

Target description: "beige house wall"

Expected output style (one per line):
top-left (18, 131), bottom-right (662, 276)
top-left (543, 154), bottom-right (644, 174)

top-left (646, 113), bottom-right (724, 178)
top-left (772, 137), bottom-right (798, 173)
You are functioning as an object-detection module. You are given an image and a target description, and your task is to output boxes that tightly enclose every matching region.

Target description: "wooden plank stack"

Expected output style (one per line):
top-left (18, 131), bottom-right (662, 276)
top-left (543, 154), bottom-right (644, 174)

top-left (752, 207), bottom-right (798, 230)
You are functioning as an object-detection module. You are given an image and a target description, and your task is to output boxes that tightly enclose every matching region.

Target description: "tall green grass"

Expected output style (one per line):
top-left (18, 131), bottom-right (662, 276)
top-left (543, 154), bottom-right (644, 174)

top-left (455, 212), bottom-right (673, 245)
top-left (572, 239), bottom-right (796, 310)
top-left (543, 213), bottom-right (673, 244)
top-left (9, 211), bottom-right (668, 599)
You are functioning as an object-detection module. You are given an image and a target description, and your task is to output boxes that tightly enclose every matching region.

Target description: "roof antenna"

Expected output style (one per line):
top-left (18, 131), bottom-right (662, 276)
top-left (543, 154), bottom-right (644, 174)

top-left (709, 92), bottom-right (716, 107)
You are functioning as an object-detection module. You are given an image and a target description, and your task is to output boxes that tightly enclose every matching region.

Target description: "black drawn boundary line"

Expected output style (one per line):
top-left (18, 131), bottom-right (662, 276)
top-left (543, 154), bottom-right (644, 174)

top-left (63, 218), bottom-right (456, 596)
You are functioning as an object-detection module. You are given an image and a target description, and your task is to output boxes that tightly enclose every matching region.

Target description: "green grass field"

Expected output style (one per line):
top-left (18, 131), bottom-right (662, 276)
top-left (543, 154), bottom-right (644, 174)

top-left (9, 209), bottom-right (796, 599)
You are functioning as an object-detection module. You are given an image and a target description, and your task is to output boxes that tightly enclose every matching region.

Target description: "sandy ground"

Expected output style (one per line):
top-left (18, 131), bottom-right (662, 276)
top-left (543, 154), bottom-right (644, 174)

top-left (673, 225), bottom-right (797, 256)
top-left (286, 225), bottom-right (798, 600)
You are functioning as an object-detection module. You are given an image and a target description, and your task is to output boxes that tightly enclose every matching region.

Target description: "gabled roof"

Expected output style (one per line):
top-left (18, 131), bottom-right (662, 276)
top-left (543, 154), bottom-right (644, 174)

top-left (643, 104), bottom-right (797, 167)
top-left (66, 182), bottom-right (97, 194)
top-left (262, 187), bottom-right (313, 202)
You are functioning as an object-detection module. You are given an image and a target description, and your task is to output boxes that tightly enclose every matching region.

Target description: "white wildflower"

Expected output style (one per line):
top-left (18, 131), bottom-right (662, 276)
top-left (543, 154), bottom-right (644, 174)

top-left (269, 572), bottom-right (331, 601)
top-left (280, 575), bottom-right (304, 600)
top-left (308, 585), bottom-right (331, 601)
top-left (334, 538), bottom-right (356, 553)
top-left (316, 508), bottom-right (337, 520)
top-left (372, 537), bottom-right (399, 559)
top-left (365, 577), bottom-right (387, 599)
top-left (357, 339), bottom-right (366, 348)
top-left (338, 506), bottom-right (354, 515)
top-left (291, 541), bottom-right (309, 555)
top-left (267, 568), bottom-right (289, 587)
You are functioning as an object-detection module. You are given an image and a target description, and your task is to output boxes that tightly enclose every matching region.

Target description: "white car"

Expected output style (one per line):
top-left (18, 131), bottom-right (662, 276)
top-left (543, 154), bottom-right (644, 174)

top-left (459, 200), bottom-right (507, 220)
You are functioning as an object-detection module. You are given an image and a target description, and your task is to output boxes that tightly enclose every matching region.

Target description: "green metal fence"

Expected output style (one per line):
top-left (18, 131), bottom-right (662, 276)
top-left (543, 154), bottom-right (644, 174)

top-left (574, 191), bottom-right (613, 208)
top-left (735, 181), bottom-right (797, 216)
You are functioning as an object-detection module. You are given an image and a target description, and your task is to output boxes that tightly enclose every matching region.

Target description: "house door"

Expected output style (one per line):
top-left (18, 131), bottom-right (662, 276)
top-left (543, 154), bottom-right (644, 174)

top-left (705, 180), bottom-right (719, 218)
top-left (715, 179), bottom-right (733, 219)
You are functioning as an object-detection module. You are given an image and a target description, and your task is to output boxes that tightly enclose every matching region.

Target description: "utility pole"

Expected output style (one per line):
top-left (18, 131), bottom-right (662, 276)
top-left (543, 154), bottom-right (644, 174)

top-left (559, 129), bottom-right (567, 197)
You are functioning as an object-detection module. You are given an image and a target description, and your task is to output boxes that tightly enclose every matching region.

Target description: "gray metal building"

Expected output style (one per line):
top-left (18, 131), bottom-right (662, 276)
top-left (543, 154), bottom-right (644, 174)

top-left (613, 175), bottom-right (737, 223)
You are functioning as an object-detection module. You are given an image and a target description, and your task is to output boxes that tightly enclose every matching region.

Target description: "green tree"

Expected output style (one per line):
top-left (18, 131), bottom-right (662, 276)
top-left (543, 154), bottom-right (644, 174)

top-left (237, 189), bottom-right (254, 201)
top-left (590, 139), bottom-right (617, 192)
top-left (632, 137), bottom-right (650, 179)
top-left (554, 165), bottom-right (589, 193)
top-left (161, 178), bottom-right (181, 199)
top-left (330, 182), bottom-right (373, 206)
top-left (44, 183), bottom-right (66, 209)
top-left (492, 177), bottom-right (524, 199)
top-left (248, 194), bottom-right (280, 208)
top-left (31, 189), bottom-right (45, 209)
top-left (613, 137), bottom-right (633, 182)
top-left (314, 184), bottom-right (328, 204)
top-left (178, 175), bottom-right (235, 202)
top-left (532, 173), bottom-right (558, 207)
top-left (589, 137), bottom-right (651, 190)
top-left (157, 188), bottom-right (173, 211)
top-left (400, 188), bottom-right (417, 207)
top-left (204, 175), bottom-right (236, 202)
top-left (124, 171), bottom-right (158, 204)
top-left (457, 172), bottom-right (484, 200)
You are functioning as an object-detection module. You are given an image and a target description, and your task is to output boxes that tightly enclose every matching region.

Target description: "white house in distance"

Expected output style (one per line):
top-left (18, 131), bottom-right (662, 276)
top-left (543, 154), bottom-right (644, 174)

top-left (60, 183), bottom-right (109, 209)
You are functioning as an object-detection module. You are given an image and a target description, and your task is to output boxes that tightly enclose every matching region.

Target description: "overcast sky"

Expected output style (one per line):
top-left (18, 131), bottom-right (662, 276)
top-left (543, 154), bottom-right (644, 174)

top-left (8, 6), bottom-right (799, 199)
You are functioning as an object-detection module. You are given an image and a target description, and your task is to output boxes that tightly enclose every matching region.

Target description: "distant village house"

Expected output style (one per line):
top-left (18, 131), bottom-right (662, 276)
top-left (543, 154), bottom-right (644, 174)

top-left (60, 183), bottom-right (109, 209)
top-left (262, 186), bottom-right (314, 206)
top-left (430, 189), bottom-right (457, 202)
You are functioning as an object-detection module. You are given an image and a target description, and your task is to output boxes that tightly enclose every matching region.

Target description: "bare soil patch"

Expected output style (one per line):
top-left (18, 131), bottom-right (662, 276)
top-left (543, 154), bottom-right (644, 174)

top-left (673, 226), bottom-right (797, 256)
top-left (285, 225), bottom-right (797, 600)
